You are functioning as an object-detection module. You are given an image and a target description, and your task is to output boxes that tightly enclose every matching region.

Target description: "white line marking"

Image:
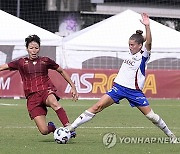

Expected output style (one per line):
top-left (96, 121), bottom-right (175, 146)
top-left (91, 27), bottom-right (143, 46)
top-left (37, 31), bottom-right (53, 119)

top-left (79, 126), bottom-right (156, 129)
top-left (0, 126), bottom-right (180, 129)
top-left (63, 104), bottom-right (180, 107)
top-left (0, 103), bottom-right (180, 107)
top-left (0, 103), bottom-right (18, 106)
top-left (0, 126), bottom-right (36, 129)
top-left (79, 126), bottom-right (180, 129)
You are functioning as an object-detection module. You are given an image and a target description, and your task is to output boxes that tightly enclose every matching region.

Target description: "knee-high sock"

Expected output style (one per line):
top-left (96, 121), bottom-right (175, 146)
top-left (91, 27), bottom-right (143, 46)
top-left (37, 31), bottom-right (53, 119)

top-left (55, 108), bottom-right (69, 127)
top-left (146, 110), bottom-right (173, 137)
top-left (71, 110), bottom-right (95, 130)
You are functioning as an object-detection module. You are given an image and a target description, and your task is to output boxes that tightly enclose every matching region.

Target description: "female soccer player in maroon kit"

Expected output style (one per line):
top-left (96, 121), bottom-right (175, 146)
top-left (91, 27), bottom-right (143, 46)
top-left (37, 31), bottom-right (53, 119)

top-left (0, 34), bottom-right (78, 137)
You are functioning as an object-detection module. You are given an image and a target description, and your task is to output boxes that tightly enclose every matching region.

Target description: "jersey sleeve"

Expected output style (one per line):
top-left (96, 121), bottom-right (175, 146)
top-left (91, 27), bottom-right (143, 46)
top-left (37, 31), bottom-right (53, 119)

top-left (142, 46), bottom-right (151, 58)
top-left (8, 59), bottom-right (19, 70)
top-left (43, 57), bottom-right (59, 70)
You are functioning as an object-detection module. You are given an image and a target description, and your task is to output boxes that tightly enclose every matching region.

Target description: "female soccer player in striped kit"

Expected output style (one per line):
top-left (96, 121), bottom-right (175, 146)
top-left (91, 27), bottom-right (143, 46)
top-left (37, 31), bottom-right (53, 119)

top-left (0, 35), bottom-right (78, 137)
top-left (67, 13), bottom-right (177, 143)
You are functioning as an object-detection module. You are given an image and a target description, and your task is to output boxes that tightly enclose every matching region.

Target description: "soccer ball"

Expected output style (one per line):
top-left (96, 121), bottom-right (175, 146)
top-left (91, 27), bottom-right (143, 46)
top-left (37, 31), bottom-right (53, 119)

top-left (54, 127), bottom-right (71, 144)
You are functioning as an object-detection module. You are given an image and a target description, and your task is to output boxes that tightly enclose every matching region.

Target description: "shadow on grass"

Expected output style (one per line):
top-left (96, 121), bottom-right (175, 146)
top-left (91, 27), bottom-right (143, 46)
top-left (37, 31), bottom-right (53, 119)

top-left (39, 139), bottom-right (55, 143)
top-left (39, 139), bottom-right (76, 144)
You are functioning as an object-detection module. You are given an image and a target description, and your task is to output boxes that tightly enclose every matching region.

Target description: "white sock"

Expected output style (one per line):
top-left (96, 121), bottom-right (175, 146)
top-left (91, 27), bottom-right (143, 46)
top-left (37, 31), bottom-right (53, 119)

top-left (154, 118), bottom-right (173, 137)
top-left (71, 110), bottom-right (95, 129)
top-left (146, 110), bottom-right (173, 137)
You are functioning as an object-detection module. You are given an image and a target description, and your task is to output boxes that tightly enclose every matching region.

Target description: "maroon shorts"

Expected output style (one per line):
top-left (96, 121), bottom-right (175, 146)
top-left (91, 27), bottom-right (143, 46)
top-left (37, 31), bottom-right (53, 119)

top-left (27, 89), bottom-right (60, 120)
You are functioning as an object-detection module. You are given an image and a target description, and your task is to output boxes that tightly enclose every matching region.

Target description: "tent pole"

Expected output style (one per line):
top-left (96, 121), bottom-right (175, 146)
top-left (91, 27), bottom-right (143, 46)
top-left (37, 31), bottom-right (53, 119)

top-left (17, 0), bottom-right (20, 18)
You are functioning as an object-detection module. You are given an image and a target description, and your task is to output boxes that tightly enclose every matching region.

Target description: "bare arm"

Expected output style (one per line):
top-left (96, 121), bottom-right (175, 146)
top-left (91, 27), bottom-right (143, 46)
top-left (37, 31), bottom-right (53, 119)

top-left (0, 64), bottom-right (10, 71)
top-left (140, 13), bottom-right (152, 51)
top-left (56, 66), bottom-right (78, 101)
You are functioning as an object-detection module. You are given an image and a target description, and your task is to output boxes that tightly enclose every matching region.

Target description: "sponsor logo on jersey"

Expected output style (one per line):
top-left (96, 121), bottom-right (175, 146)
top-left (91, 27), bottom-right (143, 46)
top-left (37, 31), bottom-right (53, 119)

top-left (123, 59), bottom-right (135, 66)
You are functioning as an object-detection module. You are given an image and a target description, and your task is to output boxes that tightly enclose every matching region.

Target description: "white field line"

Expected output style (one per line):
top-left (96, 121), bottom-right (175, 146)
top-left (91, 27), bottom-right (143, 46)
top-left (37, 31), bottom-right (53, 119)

top-left (0, 103), bottom-right (18, 106)
top-left (0, 103), bottom-right (180, 107)
top-left (0, 126), bottom-right (180, 130)
top-left (80, 126), bottom-right (180, 129)
top-left (63, 104), bottom-right (180, 107)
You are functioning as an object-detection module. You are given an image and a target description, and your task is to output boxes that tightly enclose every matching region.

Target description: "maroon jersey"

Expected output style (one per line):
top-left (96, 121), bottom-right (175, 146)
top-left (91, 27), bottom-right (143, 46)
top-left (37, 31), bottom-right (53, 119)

top-left (8, 57), bottom-right (59, 97)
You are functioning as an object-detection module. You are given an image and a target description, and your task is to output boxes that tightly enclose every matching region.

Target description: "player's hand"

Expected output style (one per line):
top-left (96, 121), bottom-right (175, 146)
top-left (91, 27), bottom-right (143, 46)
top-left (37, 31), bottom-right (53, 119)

top-left (140, 13), bottom-right (150, 26)
top-left (71, 88), bottom-right (79, 102)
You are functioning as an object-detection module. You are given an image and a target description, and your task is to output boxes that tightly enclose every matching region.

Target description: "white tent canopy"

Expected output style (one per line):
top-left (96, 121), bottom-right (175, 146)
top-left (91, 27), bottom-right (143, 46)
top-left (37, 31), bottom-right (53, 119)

top-left (61, 10), bottom-right (180, 68)
top-left (0, 10), bottom-right (63, 65)
top-left (0, 10), bottom-right (62, 46)
top-left (64, 9), bottom-right (180, 52)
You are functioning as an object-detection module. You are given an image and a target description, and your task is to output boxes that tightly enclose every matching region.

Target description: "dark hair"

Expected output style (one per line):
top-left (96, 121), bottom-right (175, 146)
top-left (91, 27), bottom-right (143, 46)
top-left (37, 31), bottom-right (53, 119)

top-left (129, 30), bottom-right (144, 45)
top-left (25, 34), bottom-right (41, 48)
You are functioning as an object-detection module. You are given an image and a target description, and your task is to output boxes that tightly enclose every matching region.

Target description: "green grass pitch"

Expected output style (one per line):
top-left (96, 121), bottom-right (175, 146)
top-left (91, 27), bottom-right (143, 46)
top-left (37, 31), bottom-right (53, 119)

top-left (0, 98), bottom-right (180, 154)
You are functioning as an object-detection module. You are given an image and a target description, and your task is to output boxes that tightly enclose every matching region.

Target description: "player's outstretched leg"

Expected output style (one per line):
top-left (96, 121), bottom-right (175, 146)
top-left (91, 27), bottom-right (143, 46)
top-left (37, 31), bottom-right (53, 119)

top-left (66, 110), bottom-right (95, 132)
top-left (145, 110), bottom-right (178, 143)
top-left (55, 107), bottom-right (70, 127)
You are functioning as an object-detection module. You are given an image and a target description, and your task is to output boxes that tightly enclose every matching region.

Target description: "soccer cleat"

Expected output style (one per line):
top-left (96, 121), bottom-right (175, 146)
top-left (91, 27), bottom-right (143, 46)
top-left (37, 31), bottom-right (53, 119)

top-left (48, 121), bottom-right (56, 132)
top-left (169, 134), bottom-right (179, 144)
top-left (65, 124), bottom-right (75, 132)
top-left (65, 124), bottom-right (76, 138)
top-left (48, 121), bottom-right (56, 128)
top-left (70, 131), bottom-right (76, 138)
